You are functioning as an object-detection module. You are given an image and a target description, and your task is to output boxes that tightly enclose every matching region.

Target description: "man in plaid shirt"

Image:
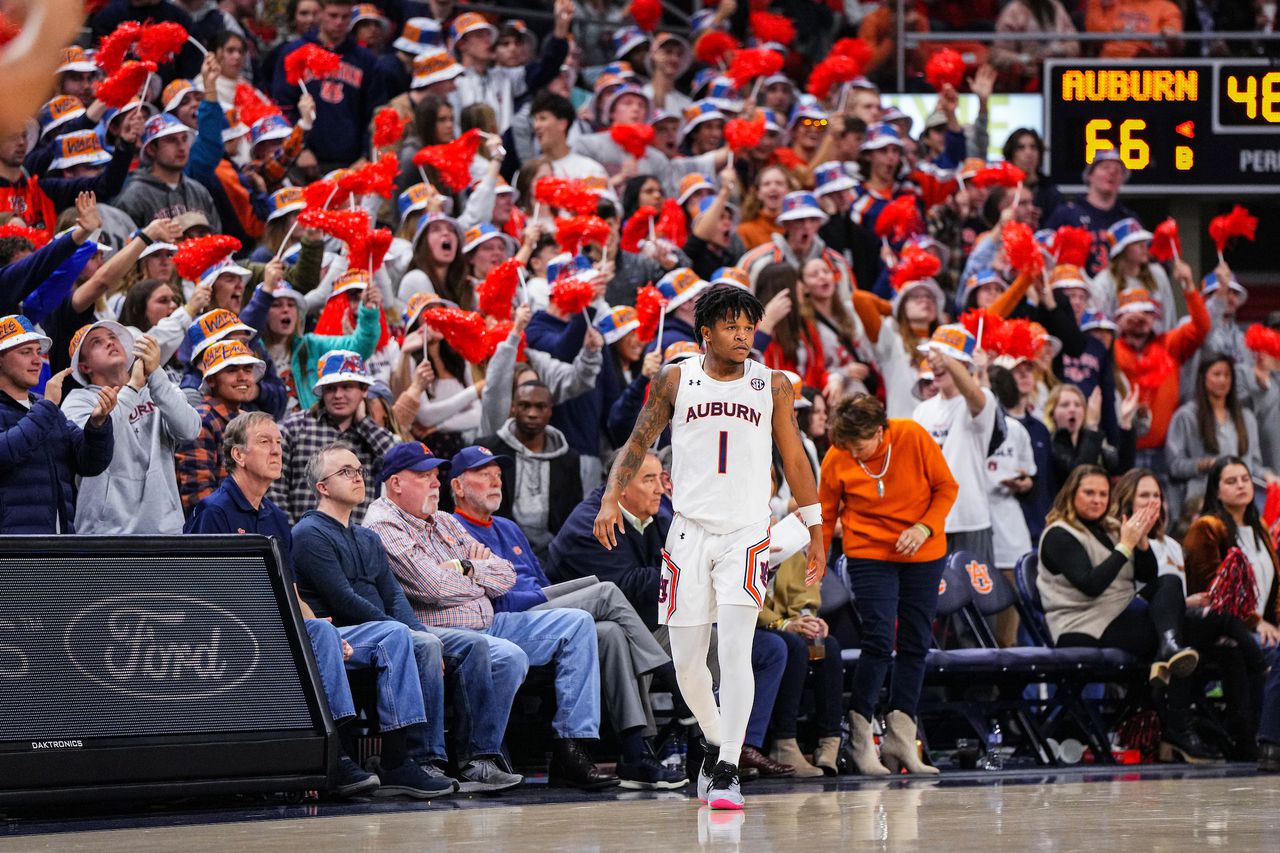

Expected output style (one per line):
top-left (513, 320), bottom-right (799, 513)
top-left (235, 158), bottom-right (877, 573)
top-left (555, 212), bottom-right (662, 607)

top-left (270, 350), bottom-right (395, 524)
top-left (365, 441), bottom-right (621, 790)
top-left (175, 339), bottom-right (265, 515)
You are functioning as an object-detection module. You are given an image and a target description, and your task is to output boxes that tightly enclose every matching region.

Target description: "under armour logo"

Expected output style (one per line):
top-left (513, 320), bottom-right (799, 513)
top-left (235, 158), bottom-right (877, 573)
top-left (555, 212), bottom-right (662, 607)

top-left (680, 531), bottom-right (686, 539)
top-left (688, 380), bottom-right (701, 386)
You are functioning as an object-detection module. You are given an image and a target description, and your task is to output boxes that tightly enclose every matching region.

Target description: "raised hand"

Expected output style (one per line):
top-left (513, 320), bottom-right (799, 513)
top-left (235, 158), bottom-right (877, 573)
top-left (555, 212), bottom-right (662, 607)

top-left (88, 386), bottom-right (120, 428)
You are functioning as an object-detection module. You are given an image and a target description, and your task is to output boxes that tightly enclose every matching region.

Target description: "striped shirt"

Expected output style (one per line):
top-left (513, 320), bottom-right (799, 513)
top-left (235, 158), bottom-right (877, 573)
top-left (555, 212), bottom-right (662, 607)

top-left (175, 398), bottom-right (235, 515)
top-left (363, 496), bottom-right (516, 630)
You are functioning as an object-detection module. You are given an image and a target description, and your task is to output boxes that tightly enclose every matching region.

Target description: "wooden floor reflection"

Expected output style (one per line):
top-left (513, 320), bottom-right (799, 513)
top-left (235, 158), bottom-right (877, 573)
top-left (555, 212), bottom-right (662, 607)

top-left (8, 775), bottom-right (1280, 852)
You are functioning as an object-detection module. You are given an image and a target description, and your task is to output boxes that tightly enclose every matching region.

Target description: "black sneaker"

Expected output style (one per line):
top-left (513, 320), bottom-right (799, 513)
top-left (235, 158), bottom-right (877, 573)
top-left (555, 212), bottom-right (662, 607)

top-left (331, 755), bottom-right (380, 798)
top-left (706, 761), bottom-right (744, 810)
top-left (617, 752), bottom-right (689, 790)
top-left (374, 759), bottom-right (456, 799)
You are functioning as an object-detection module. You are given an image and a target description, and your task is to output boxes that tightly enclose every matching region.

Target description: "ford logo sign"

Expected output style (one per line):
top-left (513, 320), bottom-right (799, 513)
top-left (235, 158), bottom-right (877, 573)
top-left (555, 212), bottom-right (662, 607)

top-left (63, 594), bottom-right (261, 700)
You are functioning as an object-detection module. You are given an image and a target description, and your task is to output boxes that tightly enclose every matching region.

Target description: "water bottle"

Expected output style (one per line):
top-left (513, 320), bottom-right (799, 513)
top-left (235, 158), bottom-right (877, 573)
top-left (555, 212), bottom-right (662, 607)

top-left (800, 607), bottom-right (826, 661)
top-left (982, 723), bottom-right (1004, 770)
top-left (661, 730), bottom-right (687, 776)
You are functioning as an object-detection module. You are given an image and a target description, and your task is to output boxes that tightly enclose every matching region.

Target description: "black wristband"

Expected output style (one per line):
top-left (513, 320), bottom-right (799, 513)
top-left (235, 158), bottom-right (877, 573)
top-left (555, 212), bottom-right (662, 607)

top-left (133, 229), bottom-right (154, 246)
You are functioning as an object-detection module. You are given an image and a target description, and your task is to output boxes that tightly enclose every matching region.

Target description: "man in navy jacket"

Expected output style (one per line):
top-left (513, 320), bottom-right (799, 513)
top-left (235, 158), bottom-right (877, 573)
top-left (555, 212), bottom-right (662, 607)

top-left (0, 316), bottom-right (114, 534)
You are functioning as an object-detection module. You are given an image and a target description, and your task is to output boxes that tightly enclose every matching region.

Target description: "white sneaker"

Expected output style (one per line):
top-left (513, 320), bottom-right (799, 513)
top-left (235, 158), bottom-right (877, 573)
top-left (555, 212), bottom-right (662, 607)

top-left (706, 761), bottom-right (744, 810)
top-left (696, 740), bottom-right (719, 802)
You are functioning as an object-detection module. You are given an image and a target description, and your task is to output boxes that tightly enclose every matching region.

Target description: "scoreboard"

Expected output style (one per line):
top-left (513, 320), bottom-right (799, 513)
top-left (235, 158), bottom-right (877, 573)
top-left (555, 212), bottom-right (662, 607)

top-left (1044, 59), bottom-right (1280, 194)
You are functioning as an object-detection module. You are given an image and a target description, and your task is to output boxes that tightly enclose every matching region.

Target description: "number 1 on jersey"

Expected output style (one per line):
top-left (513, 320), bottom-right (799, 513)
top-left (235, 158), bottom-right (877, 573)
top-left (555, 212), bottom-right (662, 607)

top-left (717, 431), bottom-right (728, 474)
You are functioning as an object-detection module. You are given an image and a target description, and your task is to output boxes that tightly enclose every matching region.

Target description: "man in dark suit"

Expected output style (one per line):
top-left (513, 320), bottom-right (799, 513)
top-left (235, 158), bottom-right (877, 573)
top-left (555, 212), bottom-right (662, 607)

top-left (476, 380), bottom-right (582, 562)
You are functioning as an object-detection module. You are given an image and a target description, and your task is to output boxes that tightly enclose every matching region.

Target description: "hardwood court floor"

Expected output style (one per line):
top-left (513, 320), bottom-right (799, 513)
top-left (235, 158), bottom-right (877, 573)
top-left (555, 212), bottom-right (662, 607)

top-left (5, 769), bottom-right (1280, 852)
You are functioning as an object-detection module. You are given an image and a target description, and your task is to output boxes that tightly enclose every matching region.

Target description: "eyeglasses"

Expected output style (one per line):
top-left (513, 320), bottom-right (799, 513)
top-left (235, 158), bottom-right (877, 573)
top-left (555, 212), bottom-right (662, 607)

top-left (799, 118), bottom-right (828, 129)
top-left (320, 466), bottom-right (368, 483)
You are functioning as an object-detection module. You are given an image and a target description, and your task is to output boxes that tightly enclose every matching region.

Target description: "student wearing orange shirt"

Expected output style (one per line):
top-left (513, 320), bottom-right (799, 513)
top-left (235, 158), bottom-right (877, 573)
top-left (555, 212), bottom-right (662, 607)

top-left (1085, 0), bottom-right (1184, 59)
top-left (819, 393), bottom-right (957, 776)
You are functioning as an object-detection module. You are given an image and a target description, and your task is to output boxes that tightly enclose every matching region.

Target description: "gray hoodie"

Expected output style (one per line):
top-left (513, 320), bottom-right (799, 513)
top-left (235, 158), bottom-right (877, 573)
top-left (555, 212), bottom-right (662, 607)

top-left (113, 170), bottom-right (222, 231)
top-left (63, 370), bottom-right (202, 534)
top-left (494, 417), bottom-right (569, 554)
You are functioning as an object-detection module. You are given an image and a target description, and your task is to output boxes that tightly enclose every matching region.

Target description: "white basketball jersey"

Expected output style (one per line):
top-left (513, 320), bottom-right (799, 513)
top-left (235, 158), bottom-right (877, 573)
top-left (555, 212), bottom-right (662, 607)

top-left (669, 357), bottom-right (775, 534)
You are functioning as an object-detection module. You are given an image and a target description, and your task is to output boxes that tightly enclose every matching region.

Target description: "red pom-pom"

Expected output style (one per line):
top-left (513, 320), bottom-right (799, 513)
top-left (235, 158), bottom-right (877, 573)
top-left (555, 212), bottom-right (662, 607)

top-left (234, 83), bottom-right (281, 129)
top-left (769, 146), bottom-right (806, 170)
top-left (174, 235), bottom-right (241, 281)
top-left (533, 177), bottom-right (600, 216)
top-left (373, 107), bottom-right (409, 150)
top-left (482, 321), bottom-right (525, 362)
top-left (806, 55), bottom-right (862, 100)
top-left (422, 306), bottom-right (490, 364)
top-left (694, 30), bottom-right (740, 66)
top-left (96, 22), bottom-right (143, 75)
top-left (890, 245), bottom-right (942, 290)
top-left (1150, 217), bottom-right (1182, 263)
top-left (1134, 345), bottom-right (1178, 391)
top-left (413, 128), bottom-right (485, 193)
top-left (349, 227), bottom-right (393, 273)
top-left (477, 258), bottom-right (523, 321)
top-left (1207, 547), bottom-right (1259, 622)
top-left (875, 195), bottom-right (923, 243)
top-left (909, 169), bottom-right (958, 210)
top-left (959, 308), bottom-right (1005, 351)
top-left (724, 47), bottom-right (782, 89)
top-left (555, 215), bottom-right (611, 253)
top-left (656, 198), bottom-right (687, 247)
top-left (303, 178), bottom-right (347, 210)
top-left (924, 48), bottom-right (966, 92)
top-left (988, 317), bottom-right (1042, 363)
top-left (632, 0), bottom-right (662, 32)
top-left (0, 223), bottom-right (51, 247)
top-left (830, 37), bottom-right (872, 69)
top-left (298, 208), bottom-right (371, 246)
top-left (1051, 225), bottom-right (1094, 267)
top-left (972, 162), bottom-right (1026, 189)
top-left (0, 12), bottom-right (20, 48)
top-left (550, 275), bottom-right (597, 315)
top-left (96, 60), bottom-right (156, 109)
top-left (620, 205), bottom-right (658, 253)
top-left (725, 111), bottom-right (765, 153)
top-left (750, 11), bottom-right (795, 46)
top-left (1002, 220), bottom-right (1044, 277)
top-left (135, 22), bottom-right (189, 65)
top-left (349, 153), bottom-right (400, 199)
top-left (284, 43), bottom-right (342, 86)
top-left (1245, 324), bottom-right (1280, 361)
top-left (1209, 204), bottom-right (1258, 254)
top-left (610, 123), bottom-right (654, 159)
top-left (635, 284), bottom-right (666, 344)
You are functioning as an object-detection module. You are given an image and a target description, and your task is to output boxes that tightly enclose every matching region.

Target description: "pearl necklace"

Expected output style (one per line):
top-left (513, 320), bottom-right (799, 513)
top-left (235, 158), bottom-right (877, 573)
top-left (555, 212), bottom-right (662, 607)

top-left (856, 441), bottom-right (892, 498)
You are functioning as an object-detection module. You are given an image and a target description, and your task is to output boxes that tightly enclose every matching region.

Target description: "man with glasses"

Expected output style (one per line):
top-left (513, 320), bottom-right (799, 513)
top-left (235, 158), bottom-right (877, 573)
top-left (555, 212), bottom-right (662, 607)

top-left (271, 350), bottom-right (396, 524)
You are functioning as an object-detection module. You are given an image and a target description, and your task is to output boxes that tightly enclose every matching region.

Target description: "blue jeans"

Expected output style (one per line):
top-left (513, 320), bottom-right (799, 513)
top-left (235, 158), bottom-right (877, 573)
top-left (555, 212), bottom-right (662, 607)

top-left (745, 629), bottom-right (786, 748)
top-left (771, 630), bottom-right (845, 739)
top-left (1258, 645), bottom-right (1280, 744)
top-left (408, 625), bottom-right (527, 763)
top-left (486, 608), bottom-right (601, 739)
top-left (846, 557), bottom-right (945, 720)
top-left (304, 619), bottom-right (427, 731)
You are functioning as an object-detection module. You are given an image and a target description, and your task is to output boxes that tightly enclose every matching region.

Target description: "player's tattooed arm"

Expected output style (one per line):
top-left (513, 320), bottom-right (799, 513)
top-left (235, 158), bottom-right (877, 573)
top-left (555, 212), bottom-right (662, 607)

top-left (605, 363), bottom-right (678, 496)
top-left (770, 370), bottom-right (820, 508)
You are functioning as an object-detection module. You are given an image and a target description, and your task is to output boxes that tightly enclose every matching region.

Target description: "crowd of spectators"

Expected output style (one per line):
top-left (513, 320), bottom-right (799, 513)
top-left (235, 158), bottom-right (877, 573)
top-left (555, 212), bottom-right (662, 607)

top-left (0, 0), bottom-right (1278, 799)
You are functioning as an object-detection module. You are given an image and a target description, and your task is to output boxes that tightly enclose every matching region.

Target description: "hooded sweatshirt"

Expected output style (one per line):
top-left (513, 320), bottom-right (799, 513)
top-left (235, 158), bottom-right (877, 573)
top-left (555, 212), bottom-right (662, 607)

top-left (493, 417), bottom-right (571, 556)
top-left (63, 368), bottom-right (202, 534)
top-left (113, 169), bottom-right (223, 232)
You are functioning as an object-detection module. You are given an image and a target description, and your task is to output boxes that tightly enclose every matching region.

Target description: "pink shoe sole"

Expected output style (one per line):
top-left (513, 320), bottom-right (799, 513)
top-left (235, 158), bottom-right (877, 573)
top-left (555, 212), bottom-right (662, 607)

top-left (708, 798), bottom-right (744, 810)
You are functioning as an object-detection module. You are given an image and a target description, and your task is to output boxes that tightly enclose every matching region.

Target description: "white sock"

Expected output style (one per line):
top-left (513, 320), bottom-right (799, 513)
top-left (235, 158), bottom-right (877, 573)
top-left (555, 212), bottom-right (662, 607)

top-left (668, 622), bottom-right (722, 750)
top-left (711, 604), bottom-right (757, 768)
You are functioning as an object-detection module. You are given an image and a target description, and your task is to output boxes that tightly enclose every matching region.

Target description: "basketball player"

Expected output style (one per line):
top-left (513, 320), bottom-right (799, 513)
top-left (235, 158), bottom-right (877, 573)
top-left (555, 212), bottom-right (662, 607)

top-left (594, 286), bottom-right (825, 810)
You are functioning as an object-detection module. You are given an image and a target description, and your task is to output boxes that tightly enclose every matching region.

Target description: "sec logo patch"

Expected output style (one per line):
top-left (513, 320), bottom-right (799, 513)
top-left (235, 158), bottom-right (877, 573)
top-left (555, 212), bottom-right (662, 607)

top-left (751, 378), bottom-right (766, 390)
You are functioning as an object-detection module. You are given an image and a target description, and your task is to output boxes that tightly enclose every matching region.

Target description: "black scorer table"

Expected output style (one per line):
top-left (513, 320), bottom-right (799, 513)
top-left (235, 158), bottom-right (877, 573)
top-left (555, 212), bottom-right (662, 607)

top-left (1045, 59), bottom-right (1280, 194)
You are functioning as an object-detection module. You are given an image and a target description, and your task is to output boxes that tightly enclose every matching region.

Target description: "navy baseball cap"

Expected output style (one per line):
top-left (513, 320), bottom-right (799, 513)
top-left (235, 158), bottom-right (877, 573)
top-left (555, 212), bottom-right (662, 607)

top-left (449, 445), bottom-right (511, 476)
top-left (380, 442), bottom-right (450, 483)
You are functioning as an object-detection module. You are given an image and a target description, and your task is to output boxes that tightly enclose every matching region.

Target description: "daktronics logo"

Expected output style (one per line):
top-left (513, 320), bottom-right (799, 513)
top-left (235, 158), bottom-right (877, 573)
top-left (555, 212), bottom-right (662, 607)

top-left (63, 594), bottom-right (261, 700)
top-left (31, 740), bottom-right (84, 749)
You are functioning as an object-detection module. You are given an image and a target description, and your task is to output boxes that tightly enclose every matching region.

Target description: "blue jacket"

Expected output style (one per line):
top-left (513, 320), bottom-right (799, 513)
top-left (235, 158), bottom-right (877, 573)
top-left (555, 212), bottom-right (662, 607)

top-left (526, 309), bottom-right (604, 457)
top-left (546, 486), bottom-right (673, 630)
top-left (0, 232), bottom-right (79, 316)
top-left (0, 393), bottom-right (113, 533)
top-left (454, 510), bottom-right (549, 613)
top-left (19, 241), bottom-right (96, 326)
top-left (185, 475), bottom-right (296, 581)
top-left (292, 509), bottom-right (425, 629)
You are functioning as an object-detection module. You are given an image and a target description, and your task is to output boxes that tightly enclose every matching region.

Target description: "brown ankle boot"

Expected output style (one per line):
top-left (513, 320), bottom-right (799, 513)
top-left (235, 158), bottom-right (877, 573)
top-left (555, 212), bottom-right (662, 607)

top-left (769, 738), bottom-right (824, 778)
top-left (813, 736), bottom-right (841, 776)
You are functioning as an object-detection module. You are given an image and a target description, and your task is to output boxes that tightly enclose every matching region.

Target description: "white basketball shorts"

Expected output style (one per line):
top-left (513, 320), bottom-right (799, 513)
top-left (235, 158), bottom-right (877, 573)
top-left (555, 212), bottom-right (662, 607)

top-left (658, 514), bottom-right (771, 627)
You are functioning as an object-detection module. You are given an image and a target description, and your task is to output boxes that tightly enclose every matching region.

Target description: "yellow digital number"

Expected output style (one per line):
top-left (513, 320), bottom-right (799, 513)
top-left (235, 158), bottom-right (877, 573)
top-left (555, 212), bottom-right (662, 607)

top-left (1228, 73), bottom-right (1257, 118)
top-left (1119, 119), bottom-right (1150, 170)
top-left (1085, 118), bottom-right (1114, 164)
top-left (1263, 71), bottom-right (1280, 122)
